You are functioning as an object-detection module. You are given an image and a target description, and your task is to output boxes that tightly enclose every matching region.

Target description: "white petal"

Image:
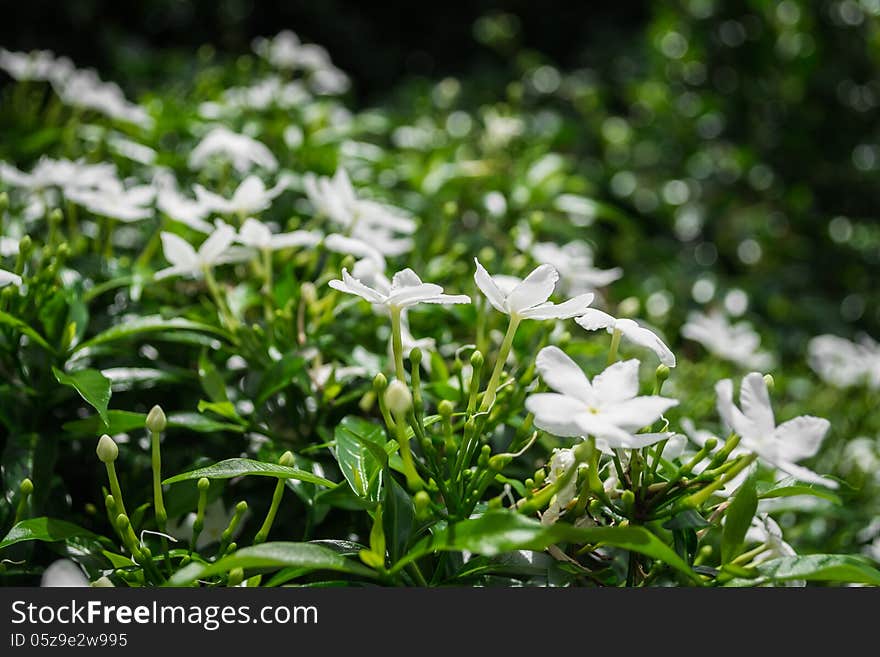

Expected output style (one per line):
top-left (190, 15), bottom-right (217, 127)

top-left (330, 268), bottom-right (386, 304)
top-left (199, 223), bottom-right (237, 264)
top-left (616, 319), bottom-right (676, 367)
top-left (473, 257), bottom-right (507, 313)
top-left (238, 217), bottom-right (271, 247)
top-left (535, 346), bottom-right (593, 403)
top-left (739, 372), bottom-right (775, 436)
top-left (573, 413), bottom-right (634, 445)
top-left (270, 230), bottom-right (322, 249)
top-left (41, 560), bottom-right (89, 587)
top-left (421, 294), bottom-right (471, 305)
top-left (774, 461), bottom-right (839, 489)
top-left (324, 233), bottom-right (386, 268)
top-left (387, 283), bottom-right (445, 307)
top-left (772, 415), bottom-right (830, 463)
top-left (506, 264), bottom-right (558, 313)
top-left (575, 308), bottom-right (615, 332)
top-left (592, 359), bottom-right (640, 404)
top-left (526, 393), bottom-right (588, 437)
top-left (518, 293), bottom-right (595, 320)
top-left (601, 396), bottom-right (679, 431)
top-left (0, 268), bottom-right (22, 287)
top-left (159, 231), bottom-right (197, 268)
top-left (391, 268), bottom-right (423, 290)
top-left (715, 378), bottom-right (755, 438)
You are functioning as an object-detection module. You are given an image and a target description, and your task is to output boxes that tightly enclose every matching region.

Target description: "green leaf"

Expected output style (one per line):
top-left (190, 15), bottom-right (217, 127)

top-left (166, 412), bottom-right (245, 434)
top-left (756, 478), bottom-right (842, 505)
top-left (757, 555), bottom-right (880, 586)
top-left (63, 410), bottom-right (147, 436)
top-left (721, 474), bottom-right (758, 564)
top-left (198, 350), bottom-right (228, 403)
top-left (383, 477), bottom-right (415, 563)
top-left (163, 458), bottom-right (335, 487)
top-left (167, 542), bottom-right (377, 585)
top-left (333, 416), bottom-right (386, 501)
top-left (74, 315), bottom-right (228, 352)
top-left (0, 517), bottom-right (99, 550)
top-left (52, 367), bottom-right (111, 428)
top-left (663, 509), bottom-right (710, 530)
top-left (197, 400), bottom-right (245, 423)
top-left (255, 352), bottom-right (308, 407)
top-left (394, 511), bottom-right (699, 583)
top-left (0, 310), bottom-right (55, 353)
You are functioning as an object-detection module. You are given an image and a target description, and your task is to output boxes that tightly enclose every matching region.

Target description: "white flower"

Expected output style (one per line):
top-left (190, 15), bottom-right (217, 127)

top-left (155, 223), bottom-right (247, 280)
top-left (41, 559), bottom-right (89, 587)
top-left (329, 267), bottom-right (470, 310)
top-left (716, 372), bottom-right (836, 488)
top-left (0, 157), bottom-right (117, 193)
top-left (746, 515), bottom-right (798, 561)
top-left (189, 127), bottom-right (278, 173)
top-left (541, 448), bottom-right (579, 525)
top-left (303, 168), bottom-right (415, 255)
top-left (808, 334), bottom-right (880, 389)
top-left (237, 217), bottom-right (321, 251)
top-left (54, 68), bottom-right (152, 129)
top-left (66, 181), bottom-right (155, 222)
top-left (474, 259), bottom-right (594, 320)
top-left (194, 175), bottom-right (288, 216)
top-left (526, 346), bottom-right (678, 447)
top-left (1, 237), bottom-right (20, 257)
top-left (323, 233), bottom-right (387, 273)
top-left (107, 134), bottom-right (157, 165)
top-left (0, 268), bottom-right (22, 287)
top-left (155, 176), bottom-right (214, 233)
top-left (0, 48), bottom-right (73, 84)
top-left (530, 241), bottom-right (622, 295)
top-left (252, 31), bottom-right (350, 93)
top-left (682, 310), bottom-right (773, 369)
top-left (576, 309), bottom-right (676, 367)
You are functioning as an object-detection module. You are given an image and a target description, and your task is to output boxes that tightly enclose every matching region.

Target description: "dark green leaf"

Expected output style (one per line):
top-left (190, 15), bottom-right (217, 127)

top-left (0, 310), bottom-right (55, 353)
top-left (756, 478), bottom-right (842, 505)
top-left (0, 517), bottom-right (99, 550)
top-left (168, 542), bottom-right (377, 585)
top-left (163, 458), bottom-right (335, 487)
top-left (63, 410), bottom-right (146, 436)
top-left (722, 474), bottom-right (758, 564)
top-left (333, 416), bottom-right (385, 501)
top-left (757, 555), bottom-right (880, 586)
top-left (52, 367), bottom-right (111, 428)
top-left (74, 315), bottom-right (228, 352)
top-left (383, 477), bottom-right (415, 563)
top-left (198, 350), bottom-right (228, 403)
top-left (255, 353), bottom-right (308, 407)
top-left (663, 509), bottom-right (710, 530)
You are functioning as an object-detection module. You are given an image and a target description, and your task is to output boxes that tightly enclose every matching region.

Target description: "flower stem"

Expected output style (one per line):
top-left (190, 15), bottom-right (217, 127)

top-left (254, 478), bottom-right (286, 544)
top-left (684, 453), bottom-right (757, 508)
top-left (395, 412), bottom-right (424, 492)
top-left (479, 314), bottom-right (521, 411)
top-left (203, 265), bottom-right (238, 330)
top-left (262, 247), bottom-right (273, 323)
top-left (607, 328), bottom-right (622, 365)
top-left (390, 305), bottom-right (406, 382)
top-left (150, 430), bottom-right (166, 530)
top-left (104, 462), bottom-right (127, 519)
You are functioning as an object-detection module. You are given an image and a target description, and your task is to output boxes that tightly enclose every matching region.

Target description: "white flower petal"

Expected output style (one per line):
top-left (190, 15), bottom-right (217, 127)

top-left (526, 393), bottom-right (588, 437)
top-left (616, 319), bottom-right (676, 367)
top-left (592, 359), bottom-right (640, 404)
top-left (473, 257), bottom-right (507, 313)
top-left (507, 264), bottom-right (558, 313)
top-left (601, 396), bottom-right (679, 432)
top-left (535, 346), bottom-right (593, 403)
top-left (772, 415), bottom-right (830, 463)
top-left (159, 232), bottom-right (198, 269)
top-left (575, 308), bottom-right (615, 332)
top-left (199, 223), bottom-right (237, 264)
top-left (739, 372), bottom-right (775, 436)
top-left (0, 268), bottom-right (22, 287)
top-left (518, 293), bottom-right (594, 320)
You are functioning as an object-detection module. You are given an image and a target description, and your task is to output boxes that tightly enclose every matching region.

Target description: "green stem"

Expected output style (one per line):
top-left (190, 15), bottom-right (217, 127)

top-left (254, 479), bottom-right (286, 544)
top-left (262, 247), bottom-right (273, 323)
top-left (150, 430), bottom-right (166, 530)
top-left (395, 413), bottom-right (424, 491)
top-left (479, 314), bottom-right (521, 411)
top-left (105, 462), bottom-right (127, 519)
top-left (607, 328), bottom-right (622, 365)
top-left (390, 305), bottom-right (406, 382)
top-left (203, 265), bottom-right (238, 329)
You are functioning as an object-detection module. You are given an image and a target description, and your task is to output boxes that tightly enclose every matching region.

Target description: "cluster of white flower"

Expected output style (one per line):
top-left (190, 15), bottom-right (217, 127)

top-left (0, 48), bottom-right (152, 128)
top-left (681, 309), bottom-right (774, 369)
top-left (808, 333), bottom-right (880, 389)
top-left (251, 30), bottom-right (350, 95)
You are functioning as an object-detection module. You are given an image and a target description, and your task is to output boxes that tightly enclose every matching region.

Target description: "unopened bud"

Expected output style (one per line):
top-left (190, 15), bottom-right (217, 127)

top-left (763, 374), bottom-right (775, 391)
top-left (19, 478), bottom-right (33, 495)
top-left (414, 491), bottom-right (430, 518)
top-left (227, 567), bottom-right (244, 587)
top-left (279, 450), bottom-right (295, 466)
top-left (372, 372), bottom-right (388, 393)
top-left (409, 347), bottom-right (422, 367)
top-left (470, 350), bottom-right (484, 369)
top-left (197, 477), bottom-right (210, 492)
top-left (438, 400), bottom-right (455, 417)
top-left (146, 405), bottom-right (166, 433)
top-left (656, 364), bottom-right (670, 383)
top-left (96, 434), bottom-right (119, 463)
top-left (301, 282), bottom-right (317, 305)
top-left (48, 208), bottom-right (63, 225)
top-left (385, 380), bottom-right (413, 416)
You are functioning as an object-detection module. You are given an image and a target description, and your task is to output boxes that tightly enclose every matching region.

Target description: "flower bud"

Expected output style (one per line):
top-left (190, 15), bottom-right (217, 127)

top-left (227, 567), bottom-right (244, 587)
top-left (409, 347), bottom-right (422, 367)
top-left (0, 191), bottom-right (8, 213)
top-left (92, 576), bottom-right (114, 587)
top-left (19, 478), bottom-right (33, 496)
top-left (48, 208), bottom-right (63, 225)
top-left (301, 282), bottom-right (317, 305)
top-left (438, 400), bottom-right (455, 417)
top-left (763, 374), bottom-right (775, 391)
top-left (488, 454), bottom-right (511, 471)
top-left (96, 434), bottom-right (119, 463)
top-left (384, 380), bottom-right (413, 416)
top-left (372, 372), bottom-right (388, 393)
top-left (470, 350), bottom-right (484, 369)
top-left (279, 450), bottom-right (295, 466)
top-left (703, 437), bottom-right (718, 452)
top-left (146, 405), bottom-right (167, 433)
top-left (655, 364), bottom-right (670, 383)
top-left (414, 490), bottom-right (430, 518)
top-left (197, 477), bottom-right (211, 492)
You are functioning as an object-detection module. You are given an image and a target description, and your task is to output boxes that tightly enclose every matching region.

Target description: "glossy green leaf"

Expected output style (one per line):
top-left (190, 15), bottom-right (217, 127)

top-left (0, 310), bottom-right (55, 353)
top-left (168, 542), bottom-right (377, 585)
top-left (198, 350), bottom-right (228, 403)
top-left (0, 517), bottom-right (99, 550)
top-left (52, 367), bottom-right (111, 428)
top-left (722, 474), bottom-right (758, 564)
top-left (383, 477), bottom-right (415, 563)
top-left (756, 478), bottom-right (842, 505)
top-left (63, 410), bottom-right (147, 436)
top-left (255, 352), bottom-right (308, 407)
top-left (333, 416), bottom-right (385, 501)
top-left (74, 315), bottom-right (228, 352)
top-left (758, 554), bottom-right (880, 586)
top-left (163, 458), bottom-right (335, 487)
top-left (393, 511), bottom-right (699, 583)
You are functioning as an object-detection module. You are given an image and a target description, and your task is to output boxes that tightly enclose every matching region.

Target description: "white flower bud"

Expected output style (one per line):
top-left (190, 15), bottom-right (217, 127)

top-left (146, 405), bottom-right (167, 433)
top-left (96, 434), bottom-right (118, 463)
top-left (385, 380), bottom-right (413, 416)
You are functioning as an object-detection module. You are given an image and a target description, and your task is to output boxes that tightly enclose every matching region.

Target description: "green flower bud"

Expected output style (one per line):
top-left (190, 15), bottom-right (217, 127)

top-left (656, 364), bottom-right (670, 383)
top-left (414, 491), bottom-right (430, 517)
top-left (442, 201), bottom-right (458, 218)
top-left (146, 405), bottom-right (166, 433)
top-left (197, 477), bottom-right (211, 492)
top-left (48, 208), bottom-right (63, 225)
top-left (279, 450), bottom-right (295, 467)
top-left (385, 380), bottom-right (413, 416)
top-left (301, 282), bottom-right (317, 305)
top-left (19, 478), bottom-right (33, 495)
top-left (488, 454), bottom-right (511, 471)
top-left (703, 437), bottom-right (718, 452)
top-left (438, 400), bottom-right (455, 417)
top-left (763, 374), bottom-right (775, 391)
top-left (470, 350), bottom-right (484, 369)
top-left (372, 372), bottom-right (388, 393)
top-left (227, 567), bottom-right (244, 587)
top-left (0, 191), bottom-right (8, 212)
top-left (409, 347), bottom-right (423, 367)
top-left (96, 434), bottom-right (119, 463)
